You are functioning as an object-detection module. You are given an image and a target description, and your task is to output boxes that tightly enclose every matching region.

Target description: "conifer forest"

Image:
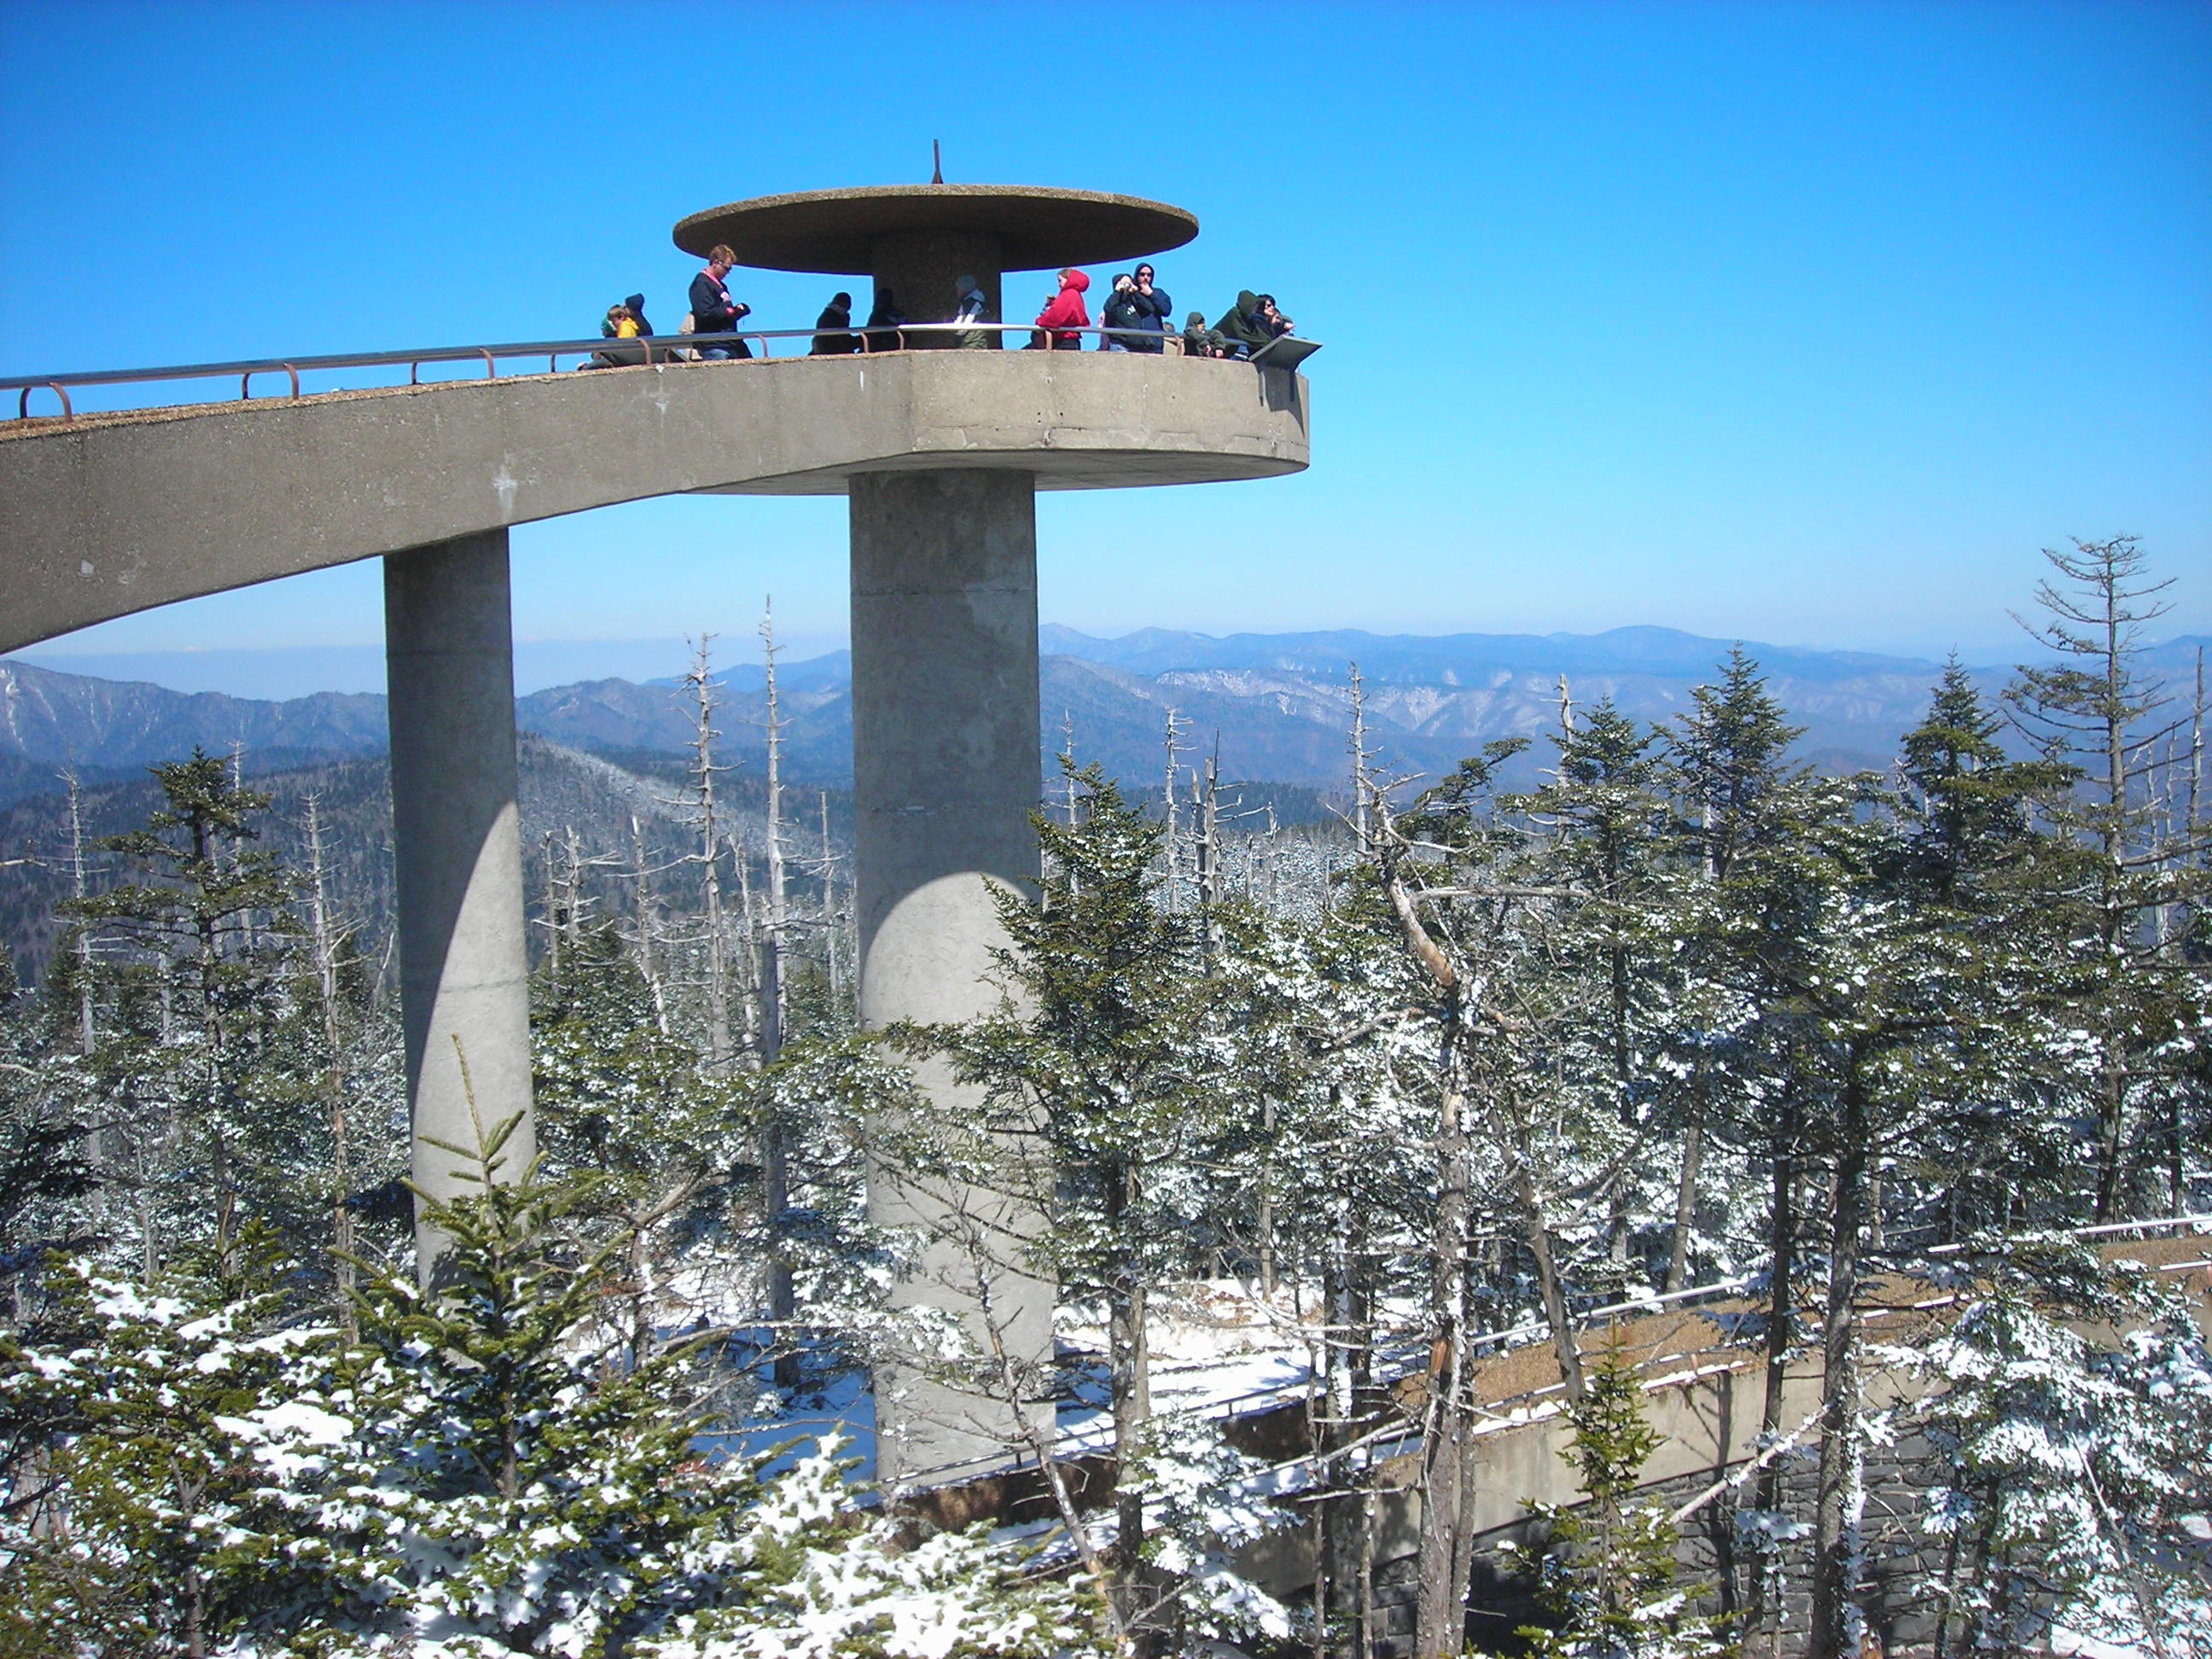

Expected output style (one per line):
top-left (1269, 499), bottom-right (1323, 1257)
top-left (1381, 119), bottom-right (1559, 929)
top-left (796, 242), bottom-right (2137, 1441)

top-left (1, 538), bottom-right (2207, 1658)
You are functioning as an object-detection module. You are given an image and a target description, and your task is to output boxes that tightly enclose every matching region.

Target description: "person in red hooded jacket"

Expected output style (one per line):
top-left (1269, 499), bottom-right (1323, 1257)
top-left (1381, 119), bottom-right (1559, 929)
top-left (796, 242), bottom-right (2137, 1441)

top-left (1030, 268), bottom-right (1090, 350)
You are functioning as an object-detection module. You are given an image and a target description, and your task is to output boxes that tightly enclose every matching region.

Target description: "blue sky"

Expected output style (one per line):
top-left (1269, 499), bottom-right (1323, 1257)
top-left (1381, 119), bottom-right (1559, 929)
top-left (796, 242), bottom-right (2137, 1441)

top-left (3, 0), bottom-right (2206, 692)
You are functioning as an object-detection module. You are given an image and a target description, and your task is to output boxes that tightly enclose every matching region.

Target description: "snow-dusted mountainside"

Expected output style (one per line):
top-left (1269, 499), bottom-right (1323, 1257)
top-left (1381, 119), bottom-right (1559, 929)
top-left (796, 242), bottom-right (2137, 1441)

top-left (7, 629), bottom-right (2205, 801)
top-left (0, 658), bottom-right (388, 775)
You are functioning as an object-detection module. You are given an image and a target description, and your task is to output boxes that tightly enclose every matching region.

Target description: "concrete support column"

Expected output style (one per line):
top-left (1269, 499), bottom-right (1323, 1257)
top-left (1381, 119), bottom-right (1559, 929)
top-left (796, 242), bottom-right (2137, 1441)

top-left (850, 469), bottom-right (1050, 1488)
top-left (870, 230), bottom-right (1001, 348)
top-left (384, 529), bottom-right (535, 1274)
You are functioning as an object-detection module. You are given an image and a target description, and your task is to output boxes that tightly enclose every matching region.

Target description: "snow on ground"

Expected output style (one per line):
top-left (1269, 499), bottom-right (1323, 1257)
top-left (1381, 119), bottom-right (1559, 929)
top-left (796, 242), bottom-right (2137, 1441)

top-left (1055, 1280), bottom-right (1321, 1453)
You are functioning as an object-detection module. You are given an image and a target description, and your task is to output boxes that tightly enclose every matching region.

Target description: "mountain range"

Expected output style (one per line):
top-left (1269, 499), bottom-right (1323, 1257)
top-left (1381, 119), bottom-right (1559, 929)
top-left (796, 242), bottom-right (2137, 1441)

top-left (4, 626), bottom-right (2206, 810)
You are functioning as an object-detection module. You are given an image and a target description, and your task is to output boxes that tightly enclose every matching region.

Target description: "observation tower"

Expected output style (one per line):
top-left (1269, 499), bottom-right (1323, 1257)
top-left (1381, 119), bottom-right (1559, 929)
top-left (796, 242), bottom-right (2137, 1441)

top-left (675, 182), bottom-right (1307, 1482)
top-left (0, 177), bottom-right (1313, 1488)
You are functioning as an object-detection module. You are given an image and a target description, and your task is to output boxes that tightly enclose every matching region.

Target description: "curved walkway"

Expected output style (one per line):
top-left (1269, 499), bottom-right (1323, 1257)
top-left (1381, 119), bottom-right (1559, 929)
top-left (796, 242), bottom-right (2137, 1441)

top-left (0, 348), bottom-right (1309, 654)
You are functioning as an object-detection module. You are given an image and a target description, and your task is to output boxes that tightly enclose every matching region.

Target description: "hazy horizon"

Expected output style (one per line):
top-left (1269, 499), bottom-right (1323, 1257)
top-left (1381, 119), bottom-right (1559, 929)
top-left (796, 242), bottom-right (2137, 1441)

top-left (13, 617), bottom-right (2209, 705)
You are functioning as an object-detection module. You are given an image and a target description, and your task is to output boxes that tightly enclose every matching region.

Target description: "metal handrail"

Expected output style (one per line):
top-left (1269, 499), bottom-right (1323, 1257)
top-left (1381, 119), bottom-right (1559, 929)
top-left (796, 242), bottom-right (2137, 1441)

top-left (0, 332), bottom-right (764, 394)
top-left (0, 321), bottom-right (1281, 417)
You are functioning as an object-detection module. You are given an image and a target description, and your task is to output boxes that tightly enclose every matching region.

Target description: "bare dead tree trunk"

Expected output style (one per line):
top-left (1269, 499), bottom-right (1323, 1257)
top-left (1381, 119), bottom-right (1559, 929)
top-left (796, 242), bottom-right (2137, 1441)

top-left (539, 828), bottom-right (563, 994)
top-left (1666, 1085), bottom-right (1706, 1294)
top-left (1749, 1126), bottom-right (1798, 1654)
top-left (1258, 1091), bottom-right (1278, 1297)
top-left (1349, 664), bottom-right (1371, 857)
top-left (561, 824), bottom-right (588, 955)
top-left (2190, 648), bottom-right (2204, 857)
top-left (759, 599), bottom-right (798, 1389)
top-left (1196, 751), bottom-right (1223, 951)
top-left (816, 791), bottom-right (842, 1011)
top-left (1161, 707), bottom-right (1188, 911)
top-left (1515, 1155), bottom-right (1587, 1404)
top-left (684, 639), bottom-right (734, 1065)
top-left (1102, 1159), bottom-right (1155, 1639)
top-left (629, 813), bottom-right (669, 1034)
top-left (66, 772), bottom-right (104, 1227)
top-left (1062, 709), bottom-right (1081, 825)
top-left (1412, 1068), bottom-right (1471, 1659)
top-left (1807, 1074), bottom-right (1870, 1659)
top-left (734, 837), bottom-right (760, 1059)
top-left (2172, 652), bottom-right (2206, 1214)
top-left (304, 795), bottom-right (357, 1321)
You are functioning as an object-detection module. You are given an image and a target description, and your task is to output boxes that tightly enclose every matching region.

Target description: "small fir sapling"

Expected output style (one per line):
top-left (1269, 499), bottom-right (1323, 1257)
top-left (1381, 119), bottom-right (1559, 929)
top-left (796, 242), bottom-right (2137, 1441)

top-left (1498, 1336), bottom-right (1734, 1659)
top-left (0, 1222), bottom-right (323, 1658)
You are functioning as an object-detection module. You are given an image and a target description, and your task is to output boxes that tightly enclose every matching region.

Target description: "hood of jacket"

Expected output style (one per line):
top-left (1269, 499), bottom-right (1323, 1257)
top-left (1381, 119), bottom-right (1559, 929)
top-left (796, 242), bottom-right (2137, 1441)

top-left (1061, 269), bottom-right (1091, 294)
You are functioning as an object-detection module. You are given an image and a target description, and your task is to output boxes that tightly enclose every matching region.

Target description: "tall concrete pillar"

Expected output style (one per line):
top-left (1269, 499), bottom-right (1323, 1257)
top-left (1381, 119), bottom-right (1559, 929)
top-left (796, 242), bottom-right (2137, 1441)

top-left (849, 469), bottom-right (1051, 1487)
top-left (384, 529), bottom-right (535, 1273)
top-left (870, 230), bottom-right (1002, 349)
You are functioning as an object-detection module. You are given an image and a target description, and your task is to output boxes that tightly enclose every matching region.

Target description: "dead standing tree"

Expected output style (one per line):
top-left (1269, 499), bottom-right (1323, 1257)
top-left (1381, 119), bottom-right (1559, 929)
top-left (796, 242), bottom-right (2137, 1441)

top-left (675, 637), bottom-right (738, 1068)
top-left (302, 793), bottom-right (358, 1313)
top-left (755, 598), bottom-right (799, 1387)
top-left (1359, 747), bottom-right (1592, 1659)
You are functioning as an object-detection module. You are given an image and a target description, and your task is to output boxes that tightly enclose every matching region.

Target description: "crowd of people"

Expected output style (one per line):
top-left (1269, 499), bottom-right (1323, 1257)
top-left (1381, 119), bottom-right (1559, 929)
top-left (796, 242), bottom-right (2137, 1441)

top-left (585, 246), bottom-right (1296, 367)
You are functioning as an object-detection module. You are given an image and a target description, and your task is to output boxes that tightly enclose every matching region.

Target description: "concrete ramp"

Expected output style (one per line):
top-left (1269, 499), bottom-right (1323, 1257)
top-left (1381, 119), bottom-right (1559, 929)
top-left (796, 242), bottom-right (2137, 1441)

top-left (0, 350), bottom-right (1308, 655)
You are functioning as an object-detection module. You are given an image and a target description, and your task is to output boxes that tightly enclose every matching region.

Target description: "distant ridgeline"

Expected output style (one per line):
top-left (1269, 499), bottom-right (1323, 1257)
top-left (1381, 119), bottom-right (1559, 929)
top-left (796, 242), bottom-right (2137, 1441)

top-left (19, 625), bottom-right (2205, 802)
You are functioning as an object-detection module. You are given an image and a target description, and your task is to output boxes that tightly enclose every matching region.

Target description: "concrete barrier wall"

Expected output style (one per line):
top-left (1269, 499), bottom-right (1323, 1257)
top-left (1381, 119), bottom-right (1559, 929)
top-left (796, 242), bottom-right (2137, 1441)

top-left (1241, 1241), bottom-right (2209, 1655)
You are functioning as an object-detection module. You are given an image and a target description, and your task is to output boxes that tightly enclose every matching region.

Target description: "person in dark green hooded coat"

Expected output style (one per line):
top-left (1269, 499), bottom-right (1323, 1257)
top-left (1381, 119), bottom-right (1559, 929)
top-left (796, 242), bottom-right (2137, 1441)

top-left (1213, 289), bottom-right (1273, 356)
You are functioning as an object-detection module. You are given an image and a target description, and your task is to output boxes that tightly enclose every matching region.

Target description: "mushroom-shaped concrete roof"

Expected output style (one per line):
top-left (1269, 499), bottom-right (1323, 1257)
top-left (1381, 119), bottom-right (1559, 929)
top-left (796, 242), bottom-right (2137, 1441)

top-left (672, 184), bottom-right (1197, 274)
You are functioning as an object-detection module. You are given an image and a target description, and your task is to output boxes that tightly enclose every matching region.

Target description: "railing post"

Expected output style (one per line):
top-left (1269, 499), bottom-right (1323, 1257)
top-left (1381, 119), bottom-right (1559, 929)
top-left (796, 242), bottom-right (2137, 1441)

top-left (15, 383), bottom-right (72, 422)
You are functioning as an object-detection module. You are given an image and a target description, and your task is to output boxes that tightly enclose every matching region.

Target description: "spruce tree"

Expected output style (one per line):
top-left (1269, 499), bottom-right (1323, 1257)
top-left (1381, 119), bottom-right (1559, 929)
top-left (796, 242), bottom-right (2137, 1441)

top-left (1891, 658), bottom-right (2061, 911)
top-left (1898, 1234), bottom-right (2212, 1653)
top-left (1668, 648), bottom-right (1808, 885)
top-left (1660, 650), bottom-right (1809, 1301)
top-left (1885, 662), bottom-right (2078, 1239)
top-left (64, 751), bottom-right (301, 1276)
top-left (2002, 537), bottom-right (2207, 1221)
top-left (911, 763), bottom-right (1265, 1643)
top-left (1511, 699), bottom-right (1680, 1282)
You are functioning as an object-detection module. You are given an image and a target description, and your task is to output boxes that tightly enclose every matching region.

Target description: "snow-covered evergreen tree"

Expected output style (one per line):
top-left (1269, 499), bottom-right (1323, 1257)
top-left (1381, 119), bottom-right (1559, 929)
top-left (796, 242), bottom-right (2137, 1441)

top-left (3, 1106), bottom-right (1107, 1658)
top-left (1894, 1234), bottom-right (2212, 1655)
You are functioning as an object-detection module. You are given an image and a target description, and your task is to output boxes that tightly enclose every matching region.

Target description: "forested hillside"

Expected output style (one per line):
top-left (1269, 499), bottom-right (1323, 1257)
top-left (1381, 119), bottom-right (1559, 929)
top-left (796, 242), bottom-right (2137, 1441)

top-left (0, 540), bottom-right (2205, 1657)
top-left (0, 735), bottom-right (858, 984)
